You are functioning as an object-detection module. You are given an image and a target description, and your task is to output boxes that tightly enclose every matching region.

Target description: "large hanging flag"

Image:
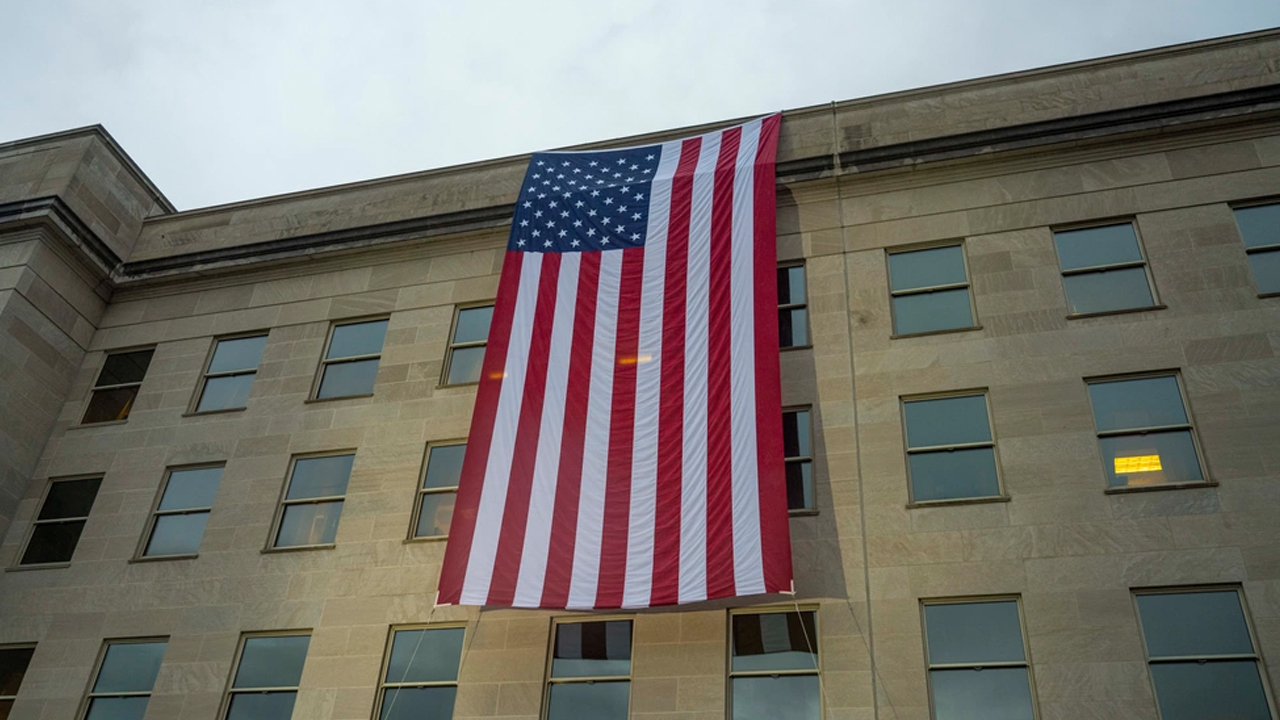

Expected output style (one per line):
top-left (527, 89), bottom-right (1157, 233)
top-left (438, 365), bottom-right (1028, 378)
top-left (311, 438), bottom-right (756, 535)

top-left (438, 115), bottom-right (791, 610)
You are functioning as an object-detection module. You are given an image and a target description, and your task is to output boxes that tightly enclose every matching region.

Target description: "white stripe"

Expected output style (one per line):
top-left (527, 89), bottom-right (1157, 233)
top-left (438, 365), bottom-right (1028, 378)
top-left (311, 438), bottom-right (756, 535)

top-left (678, 129), bottom-right (722, 604)
top-left (512, 254), bottom-right (580, 608)
top-left (460, 253), bottom-right (543, 604)
top-left (622, 140), bottom-right (683, 608)
top-left (567, 250), bottom-right (622, 609)
top-left (729, 120), bottom-right (765, 595)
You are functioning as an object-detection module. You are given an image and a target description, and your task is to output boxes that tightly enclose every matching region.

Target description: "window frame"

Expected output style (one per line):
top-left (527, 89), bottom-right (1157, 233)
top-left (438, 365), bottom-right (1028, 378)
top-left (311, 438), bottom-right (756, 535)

top-left (777, 261), bottom-right (812, 350)
top-left (371, 622), bottom-right (467, 720)
top-left (308, 315), bottom-right (390, 401)
top-left (75, 636), bottom-right (168, 720)
top-left (1230, 199), bottom-right (1280, 298)
top-left (1083, 370), bottom-right (1212, 493)
top-left (542, 615), bottom-right (634, 720)
top-left (1131, 585), bottom-right (1279, 720)
top-left (265, 451), bottom-right (356, 551)
top-left (0, 643), bottom-right (36, 709)
top-left (134, 462), bottom-right (224, 561)
top-left (726, 605), bottom-right (823, 720)
top-left (886, 240), bottom-right (980, 339)
top-left (1051, 219), bottom-right (1163, 318)
top-left (920, 595), bottom-right (1041, 720)
top-left (440, 302), bottom-right (495, 388)
top-left (81, 346), bottom-right (156, 425)
top-left (408, 440), bottom-right (465, 542)
top-left (188, 331), bottom-right (270, 415)
top-left (13, 474), bottom-right (103, 569)
top-left (218, 630), bottom-right (311, 720)
top-left (783, 406), bottom-right (817, 515)
top-left (900, 389), bottom-right (1008, 507)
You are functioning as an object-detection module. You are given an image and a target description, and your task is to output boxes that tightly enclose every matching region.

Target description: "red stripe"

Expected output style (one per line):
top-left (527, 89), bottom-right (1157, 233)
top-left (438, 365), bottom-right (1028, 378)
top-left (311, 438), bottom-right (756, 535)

top-left (751, 115), bottom-right (791, 593)
top-left (485, 253), bottom-right (562, 606)
top-left (650, 138), bottom-right (701, 607)
top-left (437, 251), bottom-right (525, 605)
top-left (595, 247), bottom-right (645, 609)
top-left (705, 127), bottom-right (742, 600)
top-left (540, 252), bottom-right (601, 608)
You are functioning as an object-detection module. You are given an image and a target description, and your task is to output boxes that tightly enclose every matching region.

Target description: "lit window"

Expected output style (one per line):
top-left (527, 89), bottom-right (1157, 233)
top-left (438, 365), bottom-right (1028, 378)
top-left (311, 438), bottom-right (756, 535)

top-left (783, 409), bottom-right (814, 512)
top-left (374, 626), bottom-right (464, 720)
top-left (902, 393), bottom-right (1001, 502)
top-left (1135, 588), bottom-right (1274, 720)
top-left (0, 646), bottom-right (35, 716)
top-left (443, 305), bottom-right (493, 386)
top-left (1087, 374), bottom-right (1205, 488)
top-left (222, 634), bottom-right (310, 720)
top-left (194, 334), bottom-right (268, 412)
top-left (729, 610), bottom-right (820, 720)
top-left (81, 640), bottom-right (166, 720)
top-left (1053, 223), bottom-right (1158, 315)
top-left (923, 599), bottom-right (1037, 720)
top-left (545, 620), bottom-right (632, 720)
top-left (140, 465), bottom-right (223, 558)
top-left (887, 244), bottom-right (976, 336)
top-left (778, 264), bottom-right (809, 348)
top-left (271, 454), bottom-right (353, 548)
top-left (412, 444), bottom-right (463, 539)
top-left (19, 476), bottom-right (102, 566)
top-left (314, 319), bottom-right (389, 399)
top-left (82, 349), bottom-right (154, 424)
top-left (1232, 203), bottom-right (1280, 295)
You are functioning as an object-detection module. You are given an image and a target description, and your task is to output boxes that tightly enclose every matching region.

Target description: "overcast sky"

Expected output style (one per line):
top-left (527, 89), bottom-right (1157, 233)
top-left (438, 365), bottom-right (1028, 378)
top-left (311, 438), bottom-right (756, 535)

top-left (5, 1), bottom-right (1279, 210)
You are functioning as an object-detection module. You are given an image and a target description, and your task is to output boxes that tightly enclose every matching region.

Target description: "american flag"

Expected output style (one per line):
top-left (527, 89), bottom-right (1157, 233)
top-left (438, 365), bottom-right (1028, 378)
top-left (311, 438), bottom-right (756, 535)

top-left (438, 115), bottom-right (791, 610)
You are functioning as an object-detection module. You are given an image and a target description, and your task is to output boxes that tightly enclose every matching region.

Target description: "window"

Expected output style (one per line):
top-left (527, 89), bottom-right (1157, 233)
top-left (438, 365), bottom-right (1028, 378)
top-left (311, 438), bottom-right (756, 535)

top-left (783, 409), bottom-right (814, 512)
top-left (271, 454), bottom-right (353, 548)
top-left (314, 318), bottom-right (389, 399)
top-left (80, 639), bottom-right (166, 720)
top-left (902, 393), bottom-right (1001, 503)
top-left (1086, 374), bottom-right (1205, 489)
top-left (1135, 588), bottom-right (1275, 720)
top-left (222, 634), bottom-right (310, 720)
top-left (442, 305), bottom-right (493, 386)
top-left (373, 626), bottom-right (465, 720)
top-left (778, 264), bottom-right (809, 348)
top-left (18, 476), bottom-right (102, 566)
top-left (139, 465), bottom-right (223, 558)
top-left (412, 444), bottom-right (463, 539)
top-left (82, 349), bottom-right (154, 424)
top-left (1233, 203), bottom-right (1280, 295)
top-left (922, 599), bottom-right (1037, 720)
top-left (887, 244), bottom-right (976, 336)
top-left (0, 646), bottom-right (35, 717)
top-left (194, 334), bottom-right (268, 412)
top-left (729, 609), bottom-right (820, 720)
top-left (544, 620), bottom-right (632, 720)
top-left (1053, 223), bottom-right (1158, 315)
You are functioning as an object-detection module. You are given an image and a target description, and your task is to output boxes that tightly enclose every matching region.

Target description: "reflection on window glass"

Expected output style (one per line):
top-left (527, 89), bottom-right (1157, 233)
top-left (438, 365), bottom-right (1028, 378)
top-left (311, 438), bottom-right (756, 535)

top-left (546, 621), bottom-right (632, 720)
top-left (903, 395), bottom-right (1000, 502)
top-left (225, 635), bottom-right (309, 720)
top-left (317, 320), bottom-right (388, 398)
top-left (376, 627), bottom-right (464, 720)
top-left (923, 600), bottom-right (1035, 720)
top-left (1087, 375), bottom-right (1203, 488)
top-left (1053, 224), bottom-right (1157, 315)
top-left (888, 245), bottom-right (975, 336)
top-left (144, 466), bottom-right (223, 557)
top-left (414, 445), bottom-right (464, 539)
top-left (84, 641), bottom-right (167, 720)
top-left (446, 306), bottom-right (494, 385)
top-left (778, 265), bottom-right (809, 348)
top-left (197, 335), bottom-right (268, 412)
top-left (274, 455), bottom-right (353, 548)
top-left (730, 611), bottom-right (820, 720)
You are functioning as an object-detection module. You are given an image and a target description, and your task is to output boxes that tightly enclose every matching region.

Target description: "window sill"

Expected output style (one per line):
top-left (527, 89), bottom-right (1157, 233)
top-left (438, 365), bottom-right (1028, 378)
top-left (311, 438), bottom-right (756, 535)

top-left (68, 419), bottom-right (129, 430)
top-left (436, 382), bottom-right (480, 390)
top-left (1104, 481), bottom-right (1218, 495)
top-left (788, 509), bottom-right (819, 517)
top-left (780, 344), bottom-right (813, 353)
top-left (129, 553), bottom-right (199, 564)
top-left (1259, 291), bottom-right (1280, 299)
top-left (891, 325), bottom-right (983, 340)
top-left (1067, 304), bottom-right (1166, 320)
top-left (303, 394), bottom-right (374, 405)
top-left (182, 407), bottom-right (246, 418)
top-left (907, 495), bottom-right (1011, 509)
top-left (404, 536), bottom-right (448, 544)
top-left (261, 544), bottom-right (336, 554)
top-left (6, 561), bottom-right (71, 572)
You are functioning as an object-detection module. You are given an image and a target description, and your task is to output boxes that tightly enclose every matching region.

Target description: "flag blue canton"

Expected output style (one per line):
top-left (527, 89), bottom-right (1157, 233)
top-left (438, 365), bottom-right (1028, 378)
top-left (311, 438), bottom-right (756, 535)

top-left (509, 145), bottom-right (663, 253)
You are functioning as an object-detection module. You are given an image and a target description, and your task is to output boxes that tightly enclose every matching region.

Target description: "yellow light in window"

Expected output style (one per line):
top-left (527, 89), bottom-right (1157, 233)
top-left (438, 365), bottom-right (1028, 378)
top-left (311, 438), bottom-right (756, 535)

top-left (1114, 455), bottom-right (1162, 474)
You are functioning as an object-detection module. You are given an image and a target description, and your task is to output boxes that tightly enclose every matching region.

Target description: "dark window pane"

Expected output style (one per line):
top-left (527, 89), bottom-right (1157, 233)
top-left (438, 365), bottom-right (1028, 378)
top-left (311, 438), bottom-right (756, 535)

top-left (83, 387), bottom-right (141, 424)
top-left (38, 478), bottom-right (101, 520)
top-left (95, 351), bottom-right (154, 387)
top-left (889, 245), bottom-right (967, 291)
top-left (288, 456), bottom-right (354, 500)
top-left (904, 395), bottom-right (991, 448)
top-left (447, 346), bottom-right (486, 385)
top-left (327, 320), bottom-right (389, 359)
top-left (786, 461), bottom-right (814, 511)
top-left (0, 648), bottom-right (34, 695)
top-left (85, 696), bottom-right (150, 720)
top-left (1062, 267), bottom-right (1154, 315)
top-left (415, 493), bottom-right (456, 538)
top-left (423, 445), bottom-right (466, 490)
top-left (924, 601), bottom-right (1025, 664)
top-left (782, 411), bottom-right (811, 458)
top-left (1248, 249), bottom-right (1280, 294)
top-left (453, 307), bottom-right (493, 344)
top-left (892, 289), bottom-right (974, 335)
top-left (732, 675), bottom-right (820, 720)
top-left (208, 336), bottom-right (268, 374)
top-left (226, 692), bottom-right (296, 720)
top-left (929, 667), bottom-right (1035, 720)
top-left (317, 358), bottom-right (380, 398)
top-left (385, 628), bottom-right (464, 684)
top-left (1100, 430), bottom-right (1202, 488)
top-left (380, 687), bottom-right (456, 720)
top-left (1054, 224), bottom-right (1143, 270)
top-left (1234, 204), bottom-right (1280, 250)
top-left (93, 642), bottom-right (166, 693)
top-left (276, 502), bottom-right (344, 546)
top-left (731, 612), bottom-right (818, 672)
top-left (196, 374), bottom-right (256, 412)
top-left (778, 266), bottom-right (807, 305)
top-left (1088, 376), bottom-right (1187, 432)
top-left (552, 621), bottom-right (632, 678)
top-left (1136, 591), bottom-right (1254, 657)
top-left (546, 681), bottom-right (629, 720)
top-left (145, 513), bottom-right (209, 556)
top-left (1150, 661), bottom-right (1271, 720)
top-left (779, 307), bottom-right (809, 347)
top-left (910, 448), bottom-right (1001, 501)
top-left (20, 521), bottom-right (86, 564)
top-left (233, 636), bottom-right (310, 689)
top-left (158, 468), bottom-right (222, 511)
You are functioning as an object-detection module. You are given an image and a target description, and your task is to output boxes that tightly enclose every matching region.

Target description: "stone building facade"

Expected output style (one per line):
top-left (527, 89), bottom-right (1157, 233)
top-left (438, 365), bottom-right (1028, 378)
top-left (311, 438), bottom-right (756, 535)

top-left (2, 27), bottom-right (1280, 720)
